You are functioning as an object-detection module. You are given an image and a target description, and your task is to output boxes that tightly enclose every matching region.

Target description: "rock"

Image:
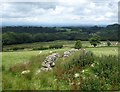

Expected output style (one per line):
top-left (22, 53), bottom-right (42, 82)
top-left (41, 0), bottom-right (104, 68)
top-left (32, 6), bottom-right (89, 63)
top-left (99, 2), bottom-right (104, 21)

top-left (39, 53), bottom-right (60, 72)
top-left (50, 62), bottom-right (55, 67)
top-left (63, 49), bottom-right (78, 57)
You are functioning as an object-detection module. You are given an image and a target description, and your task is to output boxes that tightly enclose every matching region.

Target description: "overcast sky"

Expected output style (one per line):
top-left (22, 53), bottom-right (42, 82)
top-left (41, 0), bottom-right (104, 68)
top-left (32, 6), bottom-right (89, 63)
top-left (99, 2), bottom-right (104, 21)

top-left (1, 0), bottom-right (119, 26)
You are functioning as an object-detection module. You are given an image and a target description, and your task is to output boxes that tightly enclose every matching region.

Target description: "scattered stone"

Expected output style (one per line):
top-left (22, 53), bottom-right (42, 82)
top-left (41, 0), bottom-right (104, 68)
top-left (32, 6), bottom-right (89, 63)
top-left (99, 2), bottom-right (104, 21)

top-left (36, 53), bottom-right (60, 73)
top-left (63, 49), bottom-right (78, 57)
top-left (36, 49), bottom-right (79, 74)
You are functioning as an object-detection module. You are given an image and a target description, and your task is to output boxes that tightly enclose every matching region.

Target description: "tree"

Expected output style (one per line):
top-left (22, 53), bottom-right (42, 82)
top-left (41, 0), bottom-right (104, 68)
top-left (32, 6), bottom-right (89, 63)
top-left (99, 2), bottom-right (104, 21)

top-left (107, 40), bottom-right (111, 46)
top-left (89, 34), bottom-right (100, 47)
top-left (74, 40), bottom-right (82, 49)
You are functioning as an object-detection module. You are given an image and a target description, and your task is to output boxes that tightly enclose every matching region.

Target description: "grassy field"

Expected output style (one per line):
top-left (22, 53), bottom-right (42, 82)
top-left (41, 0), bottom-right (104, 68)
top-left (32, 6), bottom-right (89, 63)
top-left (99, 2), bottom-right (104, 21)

top-left (2, 41), bottom-right (118, 69)
top-left (86, 47), bottom-right (118, 56)
top-left (2, 48), bottom-right (70, 70)
top-left (2, 41), bottom-right (119, 90)
top-left (3, 40), bottom-right (118, 51)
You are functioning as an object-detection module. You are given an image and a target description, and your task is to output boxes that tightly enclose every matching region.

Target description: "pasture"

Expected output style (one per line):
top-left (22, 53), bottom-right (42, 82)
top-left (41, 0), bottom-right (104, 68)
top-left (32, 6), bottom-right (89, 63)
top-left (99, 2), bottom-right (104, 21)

top-left (3, 40), bottom-right (118, 51)
top-left (2, 41), bottom-right (119, 90)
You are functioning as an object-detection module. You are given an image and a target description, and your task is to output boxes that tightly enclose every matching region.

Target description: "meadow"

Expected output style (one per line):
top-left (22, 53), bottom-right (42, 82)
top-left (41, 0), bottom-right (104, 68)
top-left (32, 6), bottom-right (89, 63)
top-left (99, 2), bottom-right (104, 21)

top-left (2, 41), bottom-right (119, 90)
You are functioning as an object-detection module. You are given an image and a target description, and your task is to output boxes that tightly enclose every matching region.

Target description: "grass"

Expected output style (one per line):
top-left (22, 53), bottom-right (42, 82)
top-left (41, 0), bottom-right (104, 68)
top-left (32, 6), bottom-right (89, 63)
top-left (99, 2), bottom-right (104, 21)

top-left (2, 48), bottom-right (70, 70)
top-left (86, 46), bottom-right (118, 56)
top-left (3, 40), bottom-right (118, 51)
top-left (2, 41), bottom-right (119, 90)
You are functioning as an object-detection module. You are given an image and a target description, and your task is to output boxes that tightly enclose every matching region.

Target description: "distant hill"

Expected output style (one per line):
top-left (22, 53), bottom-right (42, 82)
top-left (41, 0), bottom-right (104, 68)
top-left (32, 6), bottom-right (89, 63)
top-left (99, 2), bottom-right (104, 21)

top-left (2, 24), bottom-right (119, 45)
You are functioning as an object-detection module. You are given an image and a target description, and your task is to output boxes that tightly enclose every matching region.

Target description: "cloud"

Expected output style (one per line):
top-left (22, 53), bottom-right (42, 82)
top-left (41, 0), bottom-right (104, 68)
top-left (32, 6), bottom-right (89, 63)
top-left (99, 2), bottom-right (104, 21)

top-left (1, 0), bottom-right (119, 26)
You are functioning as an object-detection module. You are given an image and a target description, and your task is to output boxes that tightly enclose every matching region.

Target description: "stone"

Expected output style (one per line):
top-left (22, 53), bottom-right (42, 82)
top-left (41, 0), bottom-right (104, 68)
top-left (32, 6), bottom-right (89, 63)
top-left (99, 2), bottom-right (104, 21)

top-left (39, 53), bottom-right (60, 72)
top-left (50, 62), bottom-right (55, 67)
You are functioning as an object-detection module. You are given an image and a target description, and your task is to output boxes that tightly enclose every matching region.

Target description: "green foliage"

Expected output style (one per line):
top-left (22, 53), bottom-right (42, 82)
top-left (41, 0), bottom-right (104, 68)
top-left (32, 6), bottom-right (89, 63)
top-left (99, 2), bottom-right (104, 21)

top-left (107, 40), bottom-right (111, 46)
top-left (80, 75), bottom-right (100, 90)
top-left (33, 46), bottom-right (48, 50)
top-left (89, 34), bottom-right (101, 47)
top-left (62, 50), bottom-right (94, 71)
top-left (49, 44), bottom-right (63, 49)
top-left (2, 32), bottom-right (33, 45)
top-left (2, 24), bottom-right (119, 45)
top-left (74, 40), bottom-right (82, 49)
top-left (54, 50), bottom-right (119, 90)
top-left (12, 47), bottom-right (24, 51)
top-left (92, 55), bottom-right (119, 90)
top-left (2, 45), bottom-right (119, 90)
top-left (78, 51), bottom-right (94, 67)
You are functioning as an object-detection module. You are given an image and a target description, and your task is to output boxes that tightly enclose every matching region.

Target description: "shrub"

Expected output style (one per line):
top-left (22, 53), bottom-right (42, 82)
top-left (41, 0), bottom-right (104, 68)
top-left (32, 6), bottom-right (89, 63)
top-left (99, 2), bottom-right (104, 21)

top-left (49, 44), bottom-right (63, 49)
top-left (80, 75), bottom-right (100, 90)
top-left (33, 46), bottom-right (48, 50)
top-left (92, 55), bottom-right (119, 90)
top-left (12, 47), bottom-right (19, 51)
top-left (62, 50), bottom-right (94, 71)
top-left (12, 47), bottom-right (24, 51)
top-left (89, 34), bottom-right (101, 47)
top-left (2, 65), bottom-right (5, 71)
top-left (78, 51), bottom-right (94, 67)
top-left (74, 40), bottom-right (82, 49)
top-left (107, 40), bottom-right (111, 46)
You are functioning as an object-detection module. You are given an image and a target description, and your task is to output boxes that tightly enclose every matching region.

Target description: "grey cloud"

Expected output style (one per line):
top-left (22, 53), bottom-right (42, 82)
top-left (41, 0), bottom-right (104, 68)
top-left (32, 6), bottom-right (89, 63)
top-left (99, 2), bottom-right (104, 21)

top-left (2, 2), bottom-right (58, 18)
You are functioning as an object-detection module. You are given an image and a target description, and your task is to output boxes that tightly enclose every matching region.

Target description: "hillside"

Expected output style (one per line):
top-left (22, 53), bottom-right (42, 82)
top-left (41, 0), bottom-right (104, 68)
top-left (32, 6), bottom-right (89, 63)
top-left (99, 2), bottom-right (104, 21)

top-left (2, 24), bottom-right (119, 45)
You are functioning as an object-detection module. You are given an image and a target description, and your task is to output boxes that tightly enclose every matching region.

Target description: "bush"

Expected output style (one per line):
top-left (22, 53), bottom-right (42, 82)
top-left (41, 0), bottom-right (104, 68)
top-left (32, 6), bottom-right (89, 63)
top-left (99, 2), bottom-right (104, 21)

top-left (62, 50), bottom-right (94, 71)
top-left (79, 51), bottom-right (94, 67)
top-left (91, 55), bottom-right (119, 90)
top-left (2, 65), bottom-right (5, 71)
top-left (55, 51), bottom-right (119, 90)
top-left (49, 44), bottom-right (63, 49)
top-left (74, 40), bottom-right (82, 49)
top-left (33, 46), bottom-right (48, 50)
top-left (107, 40), bottom-right (111, 46)
top-left (12, 47), bottom-right (24, 51)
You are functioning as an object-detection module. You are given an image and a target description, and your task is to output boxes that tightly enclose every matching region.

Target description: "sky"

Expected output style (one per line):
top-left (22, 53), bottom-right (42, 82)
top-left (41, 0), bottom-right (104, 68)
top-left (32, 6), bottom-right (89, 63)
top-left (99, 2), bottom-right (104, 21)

top-left (1, 0), bottom-right (119, 26)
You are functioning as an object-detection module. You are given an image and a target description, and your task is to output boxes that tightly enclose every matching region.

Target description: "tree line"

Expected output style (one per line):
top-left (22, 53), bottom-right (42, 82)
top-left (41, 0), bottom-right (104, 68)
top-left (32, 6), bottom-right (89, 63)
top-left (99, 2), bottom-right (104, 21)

top-left (2, 24), bottom-right (119, 45)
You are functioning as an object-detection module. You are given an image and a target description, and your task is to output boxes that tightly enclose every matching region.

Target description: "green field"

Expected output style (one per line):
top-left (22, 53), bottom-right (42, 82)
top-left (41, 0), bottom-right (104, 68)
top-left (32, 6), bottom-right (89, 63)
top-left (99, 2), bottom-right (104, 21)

top-left (2, 41), bottom-right (118, 69)
top-left (3, 40), bottom-right (118, 51)
top-left (2, 41), bottom-right (119, 90)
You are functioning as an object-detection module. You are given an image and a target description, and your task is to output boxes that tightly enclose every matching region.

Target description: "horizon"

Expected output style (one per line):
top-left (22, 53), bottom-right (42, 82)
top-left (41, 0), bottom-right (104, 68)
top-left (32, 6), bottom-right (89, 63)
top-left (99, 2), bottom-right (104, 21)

top-left (1, 0), bottom-right (119, 26)
top-left (1, 23), bottom-right (119, 28)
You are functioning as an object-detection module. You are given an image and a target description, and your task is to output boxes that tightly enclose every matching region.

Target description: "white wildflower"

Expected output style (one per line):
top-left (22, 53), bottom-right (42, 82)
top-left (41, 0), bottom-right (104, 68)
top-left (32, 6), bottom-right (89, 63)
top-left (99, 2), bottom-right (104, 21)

top-left (91, 63), bottom-right (95, 67)
top-left (54, 79), bottom-right (57, 82)
top-left (69, 82), bottom-right (74, 85)
top-left (74, 73), bottom-right (80, 78)
top-left (39, 51), bottom-right (42, 54)
top-left (21, 70), bottom-right (30, 75)
top-left (77, 82), bottom-right (80, 85)
top-left (94, 75), bottom-right (97, 78)
top-left (35, 69), bottom-right (41, 75)
top-left (49, 51), bottom-right (53, 53)
top-left (83, 77), bottom-right (85, 80)
top-left (82, 70), bottom-right (84, 73)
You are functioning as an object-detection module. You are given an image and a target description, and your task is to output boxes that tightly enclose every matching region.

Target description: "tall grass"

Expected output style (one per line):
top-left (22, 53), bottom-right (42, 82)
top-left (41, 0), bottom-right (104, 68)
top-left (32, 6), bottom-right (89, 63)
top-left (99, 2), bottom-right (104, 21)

top-left (2, 47), bottom-right (119, 90)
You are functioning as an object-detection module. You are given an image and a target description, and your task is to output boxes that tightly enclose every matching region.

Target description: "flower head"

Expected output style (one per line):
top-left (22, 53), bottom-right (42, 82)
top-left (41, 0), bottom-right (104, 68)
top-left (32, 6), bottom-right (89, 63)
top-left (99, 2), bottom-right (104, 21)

top-left (74, 73), bottom-right (80, 78)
